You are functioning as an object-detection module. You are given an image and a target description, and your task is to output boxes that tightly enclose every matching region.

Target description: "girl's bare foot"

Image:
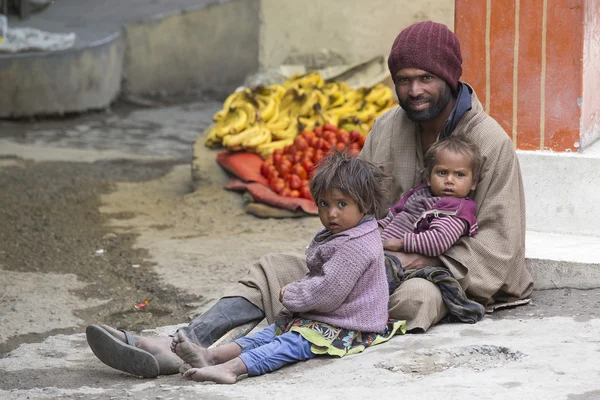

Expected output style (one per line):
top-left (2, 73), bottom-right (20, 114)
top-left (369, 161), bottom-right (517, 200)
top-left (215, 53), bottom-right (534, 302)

top-left (183, 358), bottom-right (247, 384)
top-left (100, 325), bottom-right (183, 375)
top-left (171, 330), bottom-right (214, 368)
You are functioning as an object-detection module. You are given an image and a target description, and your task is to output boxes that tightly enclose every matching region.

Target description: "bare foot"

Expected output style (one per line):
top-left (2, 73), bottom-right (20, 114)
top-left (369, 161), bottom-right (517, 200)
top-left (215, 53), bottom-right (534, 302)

top-left (183, 358), bottom-right (247, 384)
top-left (171, 330), bottom-right (214, 368)
top-left (100, 325), bottom-right (183, 375)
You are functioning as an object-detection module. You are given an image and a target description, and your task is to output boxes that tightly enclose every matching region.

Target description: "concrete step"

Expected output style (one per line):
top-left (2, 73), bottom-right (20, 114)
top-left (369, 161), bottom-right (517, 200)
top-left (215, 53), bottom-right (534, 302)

top-left (518, 138), bottom-right (600, 237)
top-left (526, 230), bottom-right (600, 289)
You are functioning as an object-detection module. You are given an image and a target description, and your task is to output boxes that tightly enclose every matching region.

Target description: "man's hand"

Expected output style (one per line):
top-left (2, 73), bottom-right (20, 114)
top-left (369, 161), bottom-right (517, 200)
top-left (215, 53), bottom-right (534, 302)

top-left (403, 254), bottom-right (441, 270)
top-left (384, 250), bottom-right (442, 271)
top-left (279, 285), bottom-right (288, 302)
top-left (383, 238), bottom-right (404, 252)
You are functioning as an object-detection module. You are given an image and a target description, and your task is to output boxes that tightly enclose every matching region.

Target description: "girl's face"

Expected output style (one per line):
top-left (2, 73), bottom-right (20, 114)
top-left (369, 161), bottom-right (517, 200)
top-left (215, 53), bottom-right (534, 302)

top-left (428, 149), bottom-right (477, 198)
top-left (316, 189), bottom-right (365, 234)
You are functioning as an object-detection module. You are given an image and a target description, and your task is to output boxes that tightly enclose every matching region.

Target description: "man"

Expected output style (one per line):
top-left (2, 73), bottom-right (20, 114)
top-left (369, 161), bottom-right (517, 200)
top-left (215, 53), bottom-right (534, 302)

top-left (86, 21), bottom-right (533, 378)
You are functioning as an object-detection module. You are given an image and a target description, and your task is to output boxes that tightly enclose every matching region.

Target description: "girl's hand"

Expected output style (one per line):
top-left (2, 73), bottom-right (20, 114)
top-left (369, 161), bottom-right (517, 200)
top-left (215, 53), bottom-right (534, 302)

top-left (383, 238), bottom-right (404, 252)
top-left (279, 285), bottom-right (288, 302)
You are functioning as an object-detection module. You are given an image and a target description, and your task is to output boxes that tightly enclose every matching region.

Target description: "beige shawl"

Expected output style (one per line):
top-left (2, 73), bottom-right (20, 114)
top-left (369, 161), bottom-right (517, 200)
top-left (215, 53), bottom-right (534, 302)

top-left (360, 87), bottom-right (533, 305)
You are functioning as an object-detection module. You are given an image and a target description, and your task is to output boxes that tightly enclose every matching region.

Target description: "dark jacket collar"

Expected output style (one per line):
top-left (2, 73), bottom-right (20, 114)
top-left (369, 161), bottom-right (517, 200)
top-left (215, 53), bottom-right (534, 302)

top-left (440, 82), bottom-right (473, 139)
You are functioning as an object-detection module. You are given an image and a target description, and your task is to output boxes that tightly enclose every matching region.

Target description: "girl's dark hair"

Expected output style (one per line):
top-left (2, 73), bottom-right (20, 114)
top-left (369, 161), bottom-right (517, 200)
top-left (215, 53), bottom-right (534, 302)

top-left (423, 135), bottom-right (482, 182)
top-left (309, 150), bottom-right (389, 216)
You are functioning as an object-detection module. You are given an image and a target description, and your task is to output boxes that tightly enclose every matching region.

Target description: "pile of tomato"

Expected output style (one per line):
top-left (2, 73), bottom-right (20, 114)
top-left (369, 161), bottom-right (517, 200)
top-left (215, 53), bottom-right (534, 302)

top-left (260, 122), bottom-right (367, 200)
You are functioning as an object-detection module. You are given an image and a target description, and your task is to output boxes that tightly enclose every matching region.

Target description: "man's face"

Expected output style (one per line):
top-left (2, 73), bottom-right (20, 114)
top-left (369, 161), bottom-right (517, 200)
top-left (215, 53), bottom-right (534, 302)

top-left (394, 68), bottom-right (452, 123)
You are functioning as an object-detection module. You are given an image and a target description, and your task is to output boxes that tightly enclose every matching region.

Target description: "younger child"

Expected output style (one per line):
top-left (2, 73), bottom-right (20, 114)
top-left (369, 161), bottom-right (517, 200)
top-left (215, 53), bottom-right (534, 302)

top-left (380, 135), bottom-right (481, 255)
top-left (170, 150), bottom-right (405, 384)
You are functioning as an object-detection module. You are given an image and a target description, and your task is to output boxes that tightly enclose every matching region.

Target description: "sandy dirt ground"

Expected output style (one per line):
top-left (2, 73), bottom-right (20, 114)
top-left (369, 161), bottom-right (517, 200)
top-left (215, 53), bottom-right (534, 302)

top-left (1, 100), bottom-right (600, 400)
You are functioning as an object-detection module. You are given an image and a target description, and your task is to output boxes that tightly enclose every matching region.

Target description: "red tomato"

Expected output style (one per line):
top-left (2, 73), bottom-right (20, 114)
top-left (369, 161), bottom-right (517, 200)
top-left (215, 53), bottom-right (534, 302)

top-left (301, 157), bottom-right (315, 175)
top-left (287, 174), bottom-right (303, 190)
top-left (300, 186), bottom-right (312, 200)
top-left (313, 138), bottom-right (325, 151)
top-left (349, 142), bottom-right (361, 152)
top-left (335, 142), bottom-right (347, 151)
top-left (279, 159), bottom-right (292, 178)
top-left (349, 130), bottom-right (361, 143)
top-left (285, 144), bottom-right (297, 155)
top-left (323, 122), bottom-right (337, 132)
top-left (260, 162), bottom-right (270, 178)
top-left (289, 189), bottom-right (301, 198)
top-left (270, 178), bottom-right (286, 194)
top-left (358, 134), bottom-right (367, 147)
top-left (280, 187), bottom-right (292, 197)
top-left (267, 167), bottom-right (280, 184)
top-left (291, 164), bottom-right (308, 180)
top-left (305, 147), bottom-right (315, 158)
top-left (313, 149), bottom-right (325, 164)
top-left (322, 139), bottom-right (334, 152)
top-left (272, 151), bottom-right (282, 166)
top-left (322, 130), bottom-right (334, 141)
top-left (300, 130), bottom-right (314, 141)
top-left (314, 126), bottom-right (323, 137)
top-left (294, 136), bottom-right (308, 151)
top-left (337, 131), bottom-right (350, 144)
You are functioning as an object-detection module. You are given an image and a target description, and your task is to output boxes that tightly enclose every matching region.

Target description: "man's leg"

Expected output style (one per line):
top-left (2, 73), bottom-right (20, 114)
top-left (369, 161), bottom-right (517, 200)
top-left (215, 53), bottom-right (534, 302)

top-left (388, 277), bottom-right (448, 332)
top-left (181, 252), bottom-right (308, 346)
top-left (86, 252), bottom-right (308, 376)
top-left (178, 297), bottom-right (265, 348)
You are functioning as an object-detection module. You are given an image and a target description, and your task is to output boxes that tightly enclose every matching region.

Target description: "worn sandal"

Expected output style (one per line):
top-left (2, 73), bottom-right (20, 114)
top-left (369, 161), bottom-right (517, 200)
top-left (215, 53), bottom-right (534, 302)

top-left (86, 324), bottom-right (160, 378)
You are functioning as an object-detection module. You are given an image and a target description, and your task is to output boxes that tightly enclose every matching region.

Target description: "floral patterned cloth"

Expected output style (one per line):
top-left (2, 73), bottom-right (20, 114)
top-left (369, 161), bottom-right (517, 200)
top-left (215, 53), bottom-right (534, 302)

top-left (275, 311), bottom-right (406, 357)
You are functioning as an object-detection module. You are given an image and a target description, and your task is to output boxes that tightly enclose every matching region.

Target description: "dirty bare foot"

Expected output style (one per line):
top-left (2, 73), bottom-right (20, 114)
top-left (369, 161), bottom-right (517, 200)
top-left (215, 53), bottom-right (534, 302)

top-left (100, 325), bottom-right (183, 375)
top-left (171, 330), bottom-right (214, 368)
top-left (182, 357), bottom-right (247, 384)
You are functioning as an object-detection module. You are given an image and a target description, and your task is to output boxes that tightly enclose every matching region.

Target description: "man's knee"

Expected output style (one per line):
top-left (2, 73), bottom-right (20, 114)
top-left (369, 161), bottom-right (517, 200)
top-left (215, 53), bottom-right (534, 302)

top-left (388, 278), bottom-right (447, 332)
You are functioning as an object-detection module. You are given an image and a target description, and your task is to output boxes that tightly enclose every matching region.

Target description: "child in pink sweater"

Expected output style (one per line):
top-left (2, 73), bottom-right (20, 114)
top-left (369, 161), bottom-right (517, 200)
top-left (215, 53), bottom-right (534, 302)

top-left (170, 151), bottom-right (405, 384)
top-left (380, 135), bottom-right (482, 255)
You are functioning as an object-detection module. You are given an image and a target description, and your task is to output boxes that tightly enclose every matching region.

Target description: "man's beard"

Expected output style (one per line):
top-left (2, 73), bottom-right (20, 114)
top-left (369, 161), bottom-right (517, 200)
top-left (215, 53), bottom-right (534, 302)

top-left (399, 85), bottom-right (452, 122)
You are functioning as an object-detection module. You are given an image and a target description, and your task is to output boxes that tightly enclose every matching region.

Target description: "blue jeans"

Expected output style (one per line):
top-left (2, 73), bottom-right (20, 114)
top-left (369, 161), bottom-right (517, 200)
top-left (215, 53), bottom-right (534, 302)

top-left (234, 324), bottom-right (315, 376)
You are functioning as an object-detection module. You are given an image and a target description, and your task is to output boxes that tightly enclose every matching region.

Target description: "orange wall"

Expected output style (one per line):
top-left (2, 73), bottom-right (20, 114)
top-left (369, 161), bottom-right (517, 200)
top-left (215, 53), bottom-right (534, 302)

top-left (455, 0), bottom-right (585, 152)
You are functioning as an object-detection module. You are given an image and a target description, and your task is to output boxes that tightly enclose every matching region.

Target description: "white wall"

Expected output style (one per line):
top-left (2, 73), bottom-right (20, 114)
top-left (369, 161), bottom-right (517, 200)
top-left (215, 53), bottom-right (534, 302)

top-left (258, 0), bottom-right (455, 70)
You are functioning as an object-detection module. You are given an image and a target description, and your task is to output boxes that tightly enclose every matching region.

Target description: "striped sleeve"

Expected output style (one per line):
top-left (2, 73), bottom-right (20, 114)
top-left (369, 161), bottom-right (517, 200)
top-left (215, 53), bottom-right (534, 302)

top-left (403, 215), bottom-right (468, 257)
top-left (378, 210), bottom-right (395, 230)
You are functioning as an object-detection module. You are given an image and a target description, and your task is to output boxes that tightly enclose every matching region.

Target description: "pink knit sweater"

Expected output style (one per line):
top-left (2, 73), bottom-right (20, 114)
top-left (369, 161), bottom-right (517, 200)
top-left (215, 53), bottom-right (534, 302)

top-left (281, 219), bottom-right (389, 333)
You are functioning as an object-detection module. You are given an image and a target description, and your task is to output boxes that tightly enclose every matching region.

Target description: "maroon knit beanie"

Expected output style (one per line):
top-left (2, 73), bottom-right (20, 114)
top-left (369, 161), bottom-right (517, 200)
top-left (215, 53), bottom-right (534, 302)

top-left (388, 21), bottom-right (463, 92)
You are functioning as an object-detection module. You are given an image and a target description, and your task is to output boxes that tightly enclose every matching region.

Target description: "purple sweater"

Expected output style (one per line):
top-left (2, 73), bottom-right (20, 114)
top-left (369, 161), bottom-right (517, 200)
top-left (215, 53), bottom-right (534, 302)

top-left (282, 219), bottom-right (389, 333)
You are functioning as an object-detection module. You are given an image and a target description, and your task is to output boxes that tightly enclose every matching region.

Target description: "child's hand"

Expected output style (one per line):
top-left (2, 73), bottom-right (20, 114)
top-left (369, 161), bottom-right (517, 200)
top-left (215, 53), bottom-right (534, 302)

top-left (279, 285), bottom-right (288, 302)
top-left (383, 238), bottom-right (404, 252)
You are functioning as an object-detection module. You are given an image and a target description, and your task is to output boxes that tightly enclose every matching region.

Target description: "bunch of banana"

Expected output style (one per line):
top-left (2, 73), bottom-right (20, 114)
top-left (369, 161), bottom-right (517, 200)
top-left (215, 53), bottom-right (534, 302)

top-left (223, 122), bottom-right (271, 152)
top-left (203, 72), bottom-right (397, 155)
top-left (204, 98), bottom-right (257, 148)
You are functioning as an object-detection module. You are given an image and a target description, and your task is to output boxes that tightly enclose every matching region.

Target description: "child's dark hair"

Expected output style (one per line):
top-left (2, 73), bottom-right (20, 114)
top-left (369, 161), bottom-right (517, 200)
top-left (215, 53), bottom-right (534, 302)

top-left (423, 135), bottom-right (482, 182)
top-left (309, 150), bottom-right (389, 216)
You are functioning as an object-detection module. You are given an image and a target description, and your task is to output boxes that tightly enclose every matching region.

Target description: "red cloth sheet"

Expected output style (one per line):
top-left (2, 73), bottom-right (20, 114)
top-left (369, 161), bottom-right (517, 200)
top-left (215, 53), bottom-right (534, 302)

top-left (217, 150), bottom-right (318, 215)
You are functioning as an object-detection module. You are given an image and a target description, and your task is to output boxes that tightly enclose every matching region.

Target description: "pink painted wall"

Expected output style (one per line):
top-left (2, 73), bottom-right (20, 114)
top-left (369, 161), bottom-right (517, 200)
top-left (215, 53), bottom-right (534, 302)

top-left (581, 0), bottom-right (600, 150)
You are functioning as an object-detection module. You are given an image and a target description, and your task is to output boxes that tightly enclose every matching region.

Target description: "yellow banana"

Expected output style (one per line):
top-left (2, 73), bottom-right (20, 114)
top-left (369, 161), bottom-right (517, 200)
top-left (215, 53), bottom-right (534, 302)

top-left (266, 114), bottom-right (291, 132)
top-left (256, 95), bottom-right (278, 122)
top-left (242, 124), bottom-right (272, 149)
top-left (223, 124), bottom-right (260, 148)
top-left (256, 138), bottom-right (294, 157)
top-left (213, 89), bottom-right (250, 122)
top-left (273, 118), bottom-right (300, 140)
top-left (355, 102), bottom-right (379, 123)
top-left (218, 107), bottom-right (250, 137)
top-left (298, 116), bottom-right (319, 132)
